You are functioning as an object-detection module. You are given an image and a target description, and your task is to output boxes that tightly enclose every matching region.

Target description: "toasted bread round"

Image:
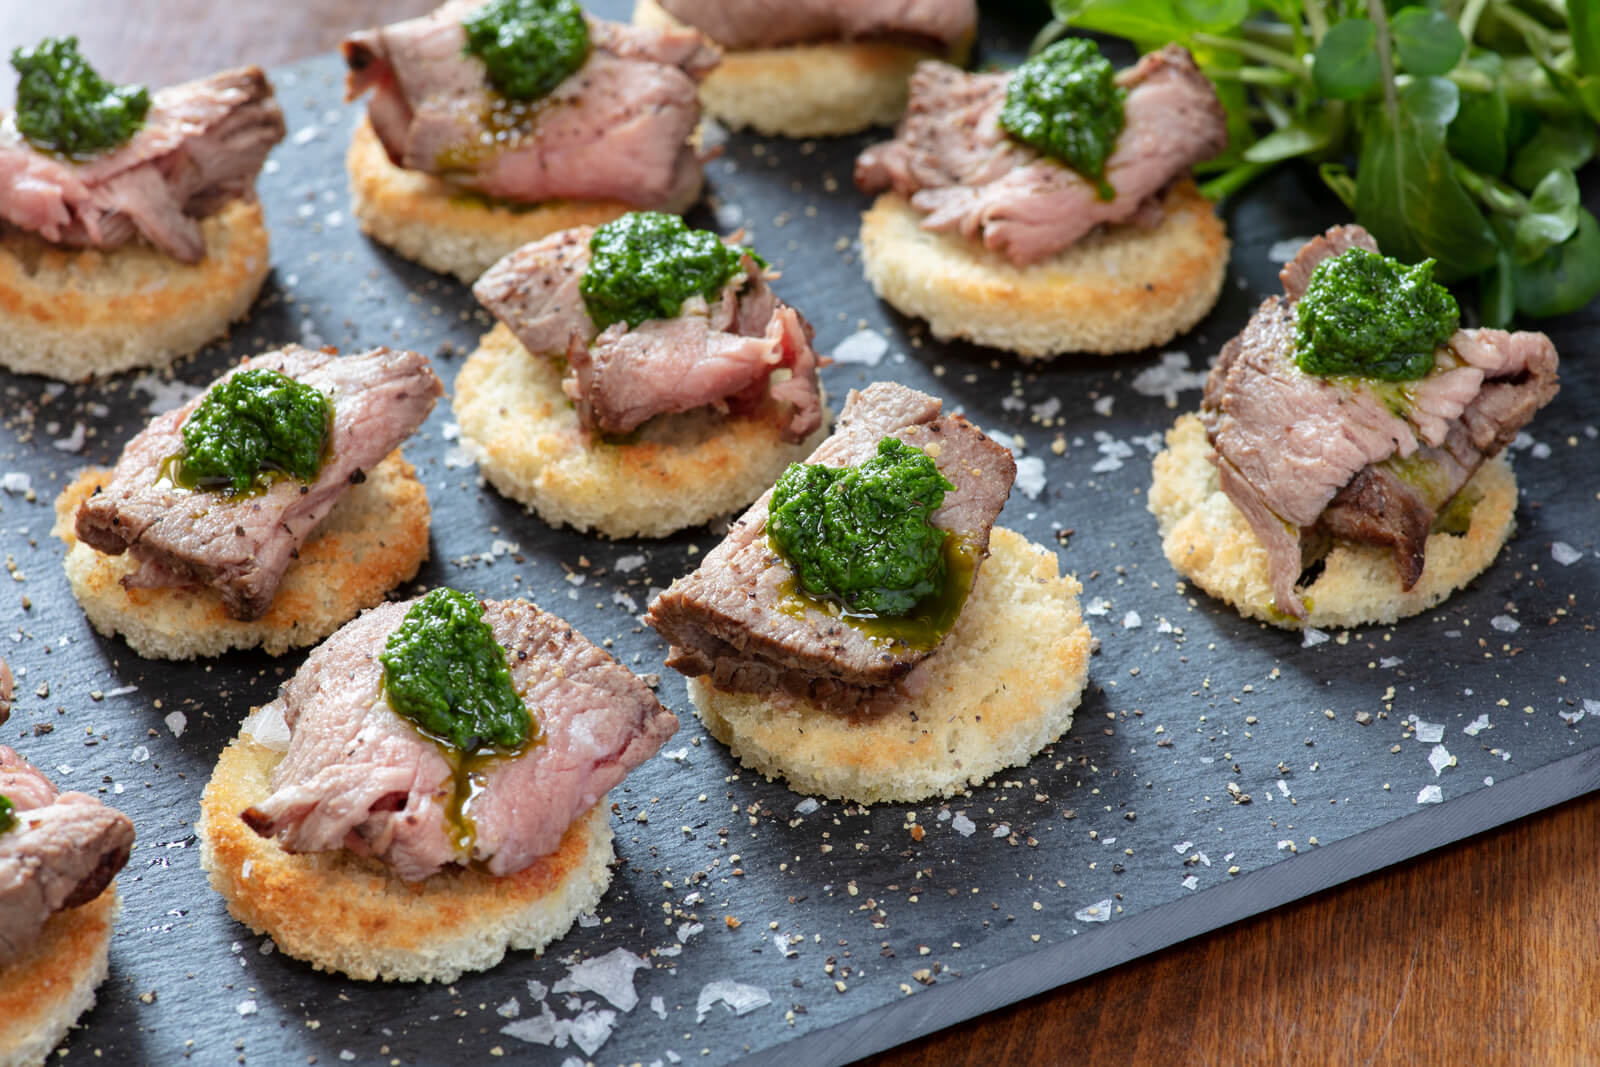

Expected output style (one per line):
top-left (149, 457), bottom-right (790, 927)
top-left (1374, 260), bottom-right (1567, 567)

top-left (197, 731), bottom-right (613, 984)
top-left (53, 450), bottom-right (430, 660)
top-left (453, 322), bottom-right (830, 538)
top-left (858, 180), bottom-right (1228, 358)
top-left (0, 199), bottom-right (270, 381)
top-left (687, 527), bottom-right (1092, 804)
top-left (1148, 413), bottom-right (1519, 630)
top-left (348, 118), bottom-right (702, 282)
top-left (0, 888), bottom-right (119, 1067)
top-left (633, 0), bottom-right (970, 138)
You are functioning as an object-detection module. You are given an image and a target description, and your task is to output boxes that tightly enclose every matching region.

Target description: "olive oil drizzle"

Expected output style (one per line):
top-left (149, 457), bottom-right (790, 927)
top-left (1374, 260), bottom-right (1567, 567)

top-left (772, 533), bottom-right (979, 652)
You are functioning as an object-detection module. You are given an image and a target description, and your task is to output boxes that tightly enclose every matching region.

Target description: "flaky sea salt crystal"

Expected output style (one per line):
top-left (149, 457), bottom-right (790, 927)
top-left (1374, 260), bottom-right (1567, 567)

top-left (1268, 236), bottom-right (1315, 262)
top-left (793, 797), bottom-right (819, 815)
top-left (1014, 456), bottom-right (1046, 500)
top-left (1122, 611), bottom-right (1142, 630)
top-left (950, 813), bottom-right (976, 837)
top-left (992, 824), bottom-right (1010, 839)
top-left (1464, 714), bottom-right (1490, 736)
top-left (1490, 614), bottom-right (1520, 633)
top-left (1429, 745), bottom-right (1453, 776)
top-left (164, 711), bottom-right (187, 738)
top-left (651, 996), bottom-right (667, 1020)
top-left (831, 330), bottom-right (887, 366)
top-left (1417, 785), bottom-right (1443, 804)
top-left (567, 1009), bottom-right (617, 1056)
top-left (564, 949), bottom-right (648, 1013)
top-left (696, 981), bottom-right (771, 1022)
top-left (1130, 351), bottom-right (1208, 406)
top-left (1412, 719), bottom-right (1445, 744)
top-left (1552, 542), bottom-right (1583, 566)
top-left (1074, 899), bottom-right (1113, 923)
top-left (1301, 628), bottom-right (1330, 648)
top-left (241, 705), bottom-right (291, 752)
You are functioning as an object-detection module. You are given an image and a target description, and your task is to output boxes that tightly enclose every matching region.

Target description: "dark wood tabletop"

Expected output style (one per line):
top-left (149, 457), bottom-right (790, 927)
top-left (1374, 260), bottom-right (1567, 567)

top-left (2, 2), bottom-right (1596, 1063)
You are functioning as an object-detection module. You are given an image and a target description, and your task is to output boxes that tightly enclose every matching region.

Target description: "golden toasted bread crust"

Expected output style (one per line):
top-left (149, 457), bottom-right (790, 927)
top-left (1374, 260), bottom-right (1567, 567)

top-left (53, 450), bottom-right (430, 659)
top-left (0, 889), bottom-right (119, 1067)
top-left (1148, 412), bottom-right (1520, 629)
top-left (0, 199), bottom-right (269, 380)
top-left (347, 118), bottom-right (700, 282)
top-left (688, 527), bottom-right (1092, 804)
top-left (198, 735), bottom-right (613, 983)
top-left (453, 322), bottom-right (830, 538)
top-left (859, 181), bottom-right (1229, 358)
top-left (633, 0), bottom-right (969, 137)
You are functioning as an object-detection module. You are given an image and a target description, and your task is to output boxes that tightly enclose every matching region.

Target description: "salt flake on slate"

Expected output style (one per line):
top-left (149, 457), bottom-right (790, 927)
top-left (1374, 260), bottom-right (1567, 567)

top-left (497, 998), bottom-right (520, 1019)
top-left (1085, 596), bottom-right (1111, 617)
top-left (1301, 628), bottom-right (1330, 648)
top-left (1173, 840), bottom-right (1193, 854)
top-left (130, 746), bottom-right (150, 763)
top-left (502, 1003), bottom-right (564, 1046)
top-left (615, 553), bottom-right (647, 573)
top-left (1412, 718), bottom-right (1445, 744)
top-left (1559, 701), bottom-right (1591, 725)
top-left (1552, 542), bottom-right (1583, 565)
top-left (1429, 745), bottom-right (1454, 776)
top-left (164, 711), bottom-right (187, 738)
top-left (1417, 785), bottom-right (1443, 804)
top-left (1182, 875), bottom-right (1198, 891)
top-left (1074, 899), bottom-right (1113, 923)
top-left (992, 824), bottom-right (1011, 838)
top-left (1090, 433), bottom-right (1134, 472)
top-left (1490, 614), bottom-right (1520, 633)
top-left (951, 812), bottom-right (977, 837)
top-left (237, 999), bottom-right (258, 1016)
top-left (1268, 236), bottom-right (1315, 262)
top-left (831, 330), bottom-right (887, 366)
top-left (651, 995), bottom-right (667, 1020)
top-left (660, 747), bottom-right (689, 763)
top-left (131, 372), bottom-right (204, 413)
top-left (567, 1009), bottom-right (618, 1055)
top-left (241, 704), bottom-right (291, 752)
top-left (576, 912), bottom-right (601, 928)
top-left (793, 797), bottom-right (820, 815)
top-left (1130, 351), bottom-right (1209, 406)
top-left (1093, 395), bottom-right (1114, 417)
top-left (677, 922), bottom-right (704, 943)
top-left (1463, 714), bottom-right (1490, 736)
top-left (52, 423), bottom-right (86, 452)
top-left (1379, 656), bottom-right (1402, 668)
top-left (1, 472), bottom-right (30, 494)
top-left (1122, 610), bottom-right (1142, 630)
top-left (1014, 456), bottom-right (1046, 500)
top-left (696, 981), bottom-right (771, 1021)
top-left (527, 980), bottom-right (548, 1001)
top-left (564, 949), bottom-right (648, 1012)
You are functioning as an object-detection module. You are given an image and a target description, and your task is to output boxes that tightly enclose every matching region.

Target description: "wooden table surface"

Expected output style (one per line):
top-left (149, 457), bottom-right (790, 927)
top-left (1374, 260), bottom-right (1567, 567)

top-left (2, 3), bottom-right (1596, 1063)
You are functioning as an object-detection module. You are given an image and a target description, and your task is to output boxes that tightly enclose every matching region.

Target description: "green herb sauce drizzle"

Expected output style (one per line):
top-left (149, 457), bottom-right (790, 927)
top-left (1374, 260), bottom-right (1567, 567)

top-left (1294, 247), bottom-right (1459, 381)
top-left (170, 368), bottom-right (333, 495)
top-left (579, 212), bottom-right (759, 331)
top-left (767, 437), bottom-right (956, 619)
top-left (998, 38), bottom-right (1125, 201)
top-left (0, 793), bottom-right (14, 835)
top-left (461, 0), bottom-right (589, 103)
top-left (11, 36), bottom-right (149, 158)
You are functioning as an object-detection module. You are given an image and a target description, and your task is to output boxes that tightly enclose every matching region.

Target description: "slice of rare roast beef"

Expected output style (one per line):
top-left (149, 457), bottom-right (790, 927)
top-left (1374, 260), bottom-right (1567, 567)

top-left (475, 234), bottom-right (823, 441)
top-left (0, 747), bottom-right (135, 965)
top-left (855, 44), bottom-right (1226, 265)
top-left (74, 346), bottom-right (442, 621)
top-left (344, 4), bottom-right (715, 207)
top-left (0, 66), bottom-right (285, 263)
top-left (0, 658), bottom-right (10, 724)
top-left (1201, 225), bottom-right (1560, 618)
top-left (657, 0), bottom-right (975, 51)
top-left (240, 597), bottom-right (677, 882)
top-left (645, 382), bottom-right (1015, 713)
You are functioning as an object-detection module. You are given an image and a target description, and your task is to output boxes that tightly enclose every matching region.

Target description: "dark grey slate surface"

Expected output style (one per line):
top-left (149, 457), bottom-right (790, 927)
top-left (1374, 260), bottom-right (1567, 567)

top-left (1, 6), bottom-right (1595, 1065)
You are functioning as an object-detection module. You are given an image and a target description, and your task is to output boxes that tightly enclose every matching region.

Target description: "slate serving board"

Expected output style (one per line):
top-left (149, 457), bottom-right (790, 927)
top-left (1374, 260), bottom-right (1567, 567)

top-left (2, 6), bottom-right (1596, 1065)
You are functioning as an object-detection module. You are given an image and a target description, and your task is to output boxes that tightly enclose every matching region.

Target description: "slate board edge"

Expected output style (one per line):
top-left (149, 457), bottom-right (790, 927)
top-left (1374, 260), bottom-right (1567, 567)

top-left (800, 745), bottom-right (1600, 1067)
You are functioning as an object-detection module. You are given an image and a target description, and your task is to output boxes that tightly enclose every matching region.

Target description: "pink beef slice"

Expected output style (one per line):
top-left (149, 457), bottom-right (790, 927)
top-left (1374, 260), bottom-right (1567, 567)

top-left (644, 382), bottom-right (1016, 713)
top-left (0, 657), bottom-right (10, 724)
top-left (73, 345), bottom-right (442, 621)
top-left (0, 66), bottom-right (284, 263)
top-left (473, 233), bottom-right (822, 442)
top-left (1200, 224), bottom-right (1561, 618)
top-left (854, 44), bottom-right (1226, 266)
top-left (343, 4), bottom-right (716, 207)
top-left (657, 0), bottom-right (975, 51)
top-left (0, 747), bottom-right (135, 965)
top-left (240, 597), bottom-right (677, 883)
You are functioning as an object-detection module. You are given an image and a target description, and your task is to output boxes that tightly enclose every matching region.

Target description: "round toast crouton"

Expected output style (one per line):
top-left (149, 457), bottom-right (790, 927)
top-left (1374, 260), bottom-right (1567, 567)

top-left (53, 450), bottom-right (430, 660)
top-left (1148, 413), bottom-right (1519, 630)
top-left (0, 889), bottom-right (119, 1067)
top-left (0, 199), bottom-right (270, 380)
top-left (687, 527), bottom-right (1092, 804)
top-left (633, 0), bottom-right (971, 138)
top-left (198, 729), bottom-right (612, 984)
top-left (453, 322), bottom-right (830, 539)
top-left (347, 117), bottom-right (700, 282)
top-left (858, 180), bottom-right (1228, 358)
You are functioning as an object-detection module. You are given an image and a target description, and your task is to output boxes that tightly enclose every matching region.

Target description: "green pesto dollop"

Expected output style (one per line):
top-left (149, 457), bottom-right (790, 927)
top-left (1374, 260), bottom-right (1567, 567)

top-left (998, 38), bottom-right (1125, 201)
top-left (1294, 248), bottom-right (1458, 381)
top-left (175, 369), bottom-right (333, 495)
top-left (11, 36), bottom-right (149, 159)
top-left (0, 793), bottom-right (13, 835)
top-left (461, 0), bottom-right (589, 103)
top-left (579, 212), bottom-right (758, 331)
top-left (380, 589), bottom-right (532, 754)
top-left (768, 437), bottom-right (955, 618)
